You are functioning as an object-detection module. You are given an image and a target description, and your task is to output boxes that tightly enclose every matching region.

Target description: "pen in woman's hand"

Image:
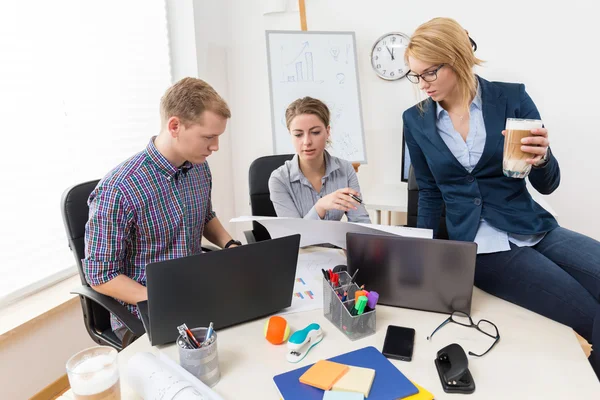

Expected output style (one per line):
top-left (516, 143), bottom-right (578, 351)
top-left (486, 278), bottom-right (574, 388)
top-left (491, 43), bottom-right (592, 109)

top-left (348, 193), bottom-right (362, 204)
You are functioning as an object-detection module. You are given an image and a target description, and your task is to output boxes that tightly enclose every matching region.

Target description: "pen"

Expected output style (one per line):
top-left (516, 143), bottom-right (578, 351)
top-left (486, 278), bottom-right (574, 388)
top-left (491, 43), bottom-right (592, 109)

top-left (205, 322), bottom-right (214, 343)
top-left (185, 327), bottom-right (201, 348)
top-left (348, 193), bottom-right (363, 204)
top-left (350, 269), bottom-right (359, 284)
top-left (177, 323), bottom-right (200, 349)
top-left (321, 269), bottom-right (330, 282)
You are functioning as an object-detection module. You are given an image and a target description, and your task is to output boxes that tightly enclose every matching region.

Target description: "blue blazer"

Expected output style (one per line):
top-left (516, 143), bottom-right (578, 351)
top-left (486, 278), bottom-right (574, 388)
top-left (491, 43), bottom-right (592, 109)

top-left (403, 76), bottom-right (559, 241)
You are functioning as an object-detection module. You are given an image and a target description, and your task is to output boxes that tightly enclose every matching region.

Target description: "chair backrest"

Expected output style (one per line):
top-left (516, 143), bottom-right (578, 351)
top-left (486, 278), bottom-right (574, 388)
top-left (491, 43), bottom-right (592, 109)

top-left (406, 166), bottom-right (448, 239)
top-left (61, 180), bottom-right (100, 283)
top-left (60, 180), bottom-right (112, 332)
top-left (248, 154), bottom-right (294, 240)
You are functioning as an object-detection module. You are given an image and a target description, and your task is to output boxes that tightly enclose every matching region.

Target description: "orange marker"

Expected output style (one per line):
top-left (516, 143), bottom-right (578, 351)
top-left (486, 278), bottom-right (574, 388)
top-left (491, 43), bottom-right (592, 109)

top-left (354, 290), bottom-right (368, 303)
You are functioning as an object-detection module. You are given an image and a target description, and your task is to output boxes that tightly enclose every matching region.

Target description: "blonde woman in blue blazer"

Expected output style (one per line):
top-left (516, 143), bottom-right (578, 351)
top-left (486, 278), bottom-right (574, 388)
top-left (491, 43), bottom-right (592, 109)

top-left (403, 17), bottom-right (600, 378)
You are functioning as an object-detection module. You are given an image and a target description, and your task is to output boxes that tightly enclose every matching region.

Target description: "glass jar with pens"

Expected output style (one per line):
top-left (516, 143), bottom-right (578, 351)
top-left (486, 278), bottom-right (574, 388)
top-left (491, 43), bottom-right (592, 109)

top-left (177, 322), bottom-right (220, 387)
top-left (322, 268), bottom-right (377, 341)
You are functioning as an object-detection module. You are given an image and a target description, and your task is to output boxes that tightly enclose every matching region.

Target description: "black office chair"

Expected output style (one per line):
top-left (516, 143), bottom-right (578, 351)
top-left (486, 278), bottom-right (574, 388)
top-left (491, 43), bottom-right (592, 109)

top-left (407, 166), bottom-right (449, 239)
top-left (244, 154), bottom-right (294, 244)
top-left (61, 180), bottom-right (145, 351)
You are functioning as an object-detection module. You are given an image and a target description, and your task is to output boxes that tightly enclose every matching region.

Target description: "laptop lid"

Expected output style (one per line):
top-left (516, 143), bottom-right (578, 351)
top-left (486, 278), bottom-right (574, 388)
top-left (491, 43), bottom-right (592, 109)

top-left (146, 234), bottom-right (300, 345)
top-left (346, 233), bottom-right (477, 315)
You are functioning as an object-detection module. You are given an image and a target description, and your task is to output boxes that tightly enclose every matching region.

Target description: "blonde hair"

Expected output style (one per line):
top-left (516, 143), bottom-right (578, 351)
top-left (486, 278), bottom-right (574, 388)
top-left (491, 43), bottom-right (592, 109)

top-left (405, 18), bottom-right (483, 110)
top-left (285, 97), bottom-right (332, 146)
top-left (160, 77), bottom-right (231, 127)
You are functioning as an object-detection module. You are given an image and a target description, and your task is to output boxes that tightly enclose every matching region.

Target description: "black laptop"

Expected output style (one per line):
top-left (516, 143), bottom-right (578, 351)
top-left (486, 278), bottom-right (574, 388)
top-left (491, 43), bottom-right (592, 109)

top-left (346, 233), bottom-right (477, 314)
top-left (142, 234), bottom-right (300, 345)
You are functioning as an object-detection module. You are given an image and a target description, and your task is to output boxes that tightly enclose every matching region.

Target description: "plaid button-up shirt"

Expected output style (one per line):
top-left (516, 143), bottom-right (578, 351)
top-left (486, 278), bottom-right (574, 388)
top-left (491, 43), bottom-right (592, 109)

top-left (83, 137), bottom-right (216, 332)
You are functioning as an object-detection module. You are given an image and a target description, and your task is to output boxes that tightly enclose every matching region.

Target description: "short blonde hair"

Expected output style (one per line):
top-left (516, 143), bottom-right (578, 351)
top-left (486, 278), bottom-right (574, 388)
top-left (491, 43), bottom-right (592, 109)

top-left (405, 18), bottom-right (483, 109)
top-left (285, 97), bottom-right (330, 129)
top-left (160, 77), bottom-right (231, 127)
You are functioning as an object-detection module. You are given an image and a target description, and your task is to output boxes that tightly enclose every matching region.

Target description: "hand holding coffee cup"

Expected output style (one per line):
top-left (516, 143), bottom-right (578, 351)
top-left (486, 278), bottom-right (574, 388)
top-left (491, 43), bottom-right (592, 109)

top-left (502, 118), bottom-right (547, 178)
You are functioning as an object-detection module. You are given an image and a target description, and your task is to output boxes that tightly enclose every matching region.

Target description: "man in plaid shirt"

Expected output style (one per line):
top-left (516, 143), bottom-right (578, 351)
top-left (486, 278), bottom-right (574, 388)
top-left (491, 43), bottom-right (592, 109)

top-left (83, 78), bottom-right (241, 342)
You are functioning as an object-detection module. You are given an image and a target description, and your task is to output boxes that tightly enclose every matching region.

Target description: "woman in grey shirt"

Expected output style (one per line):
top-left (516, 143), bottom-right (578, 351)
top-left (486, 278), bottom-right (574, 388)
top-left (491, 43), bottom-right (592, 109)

top-left (269, 97), bottom-right (371, 223)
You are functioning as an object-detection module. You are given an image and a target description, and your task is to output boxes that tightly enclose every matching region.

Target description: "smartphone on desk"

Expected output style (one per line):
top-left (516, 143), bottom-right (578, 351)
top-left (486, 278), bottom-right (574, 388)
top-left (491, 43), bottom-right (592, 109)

top-left (382, 325), bottom-right (415, 361)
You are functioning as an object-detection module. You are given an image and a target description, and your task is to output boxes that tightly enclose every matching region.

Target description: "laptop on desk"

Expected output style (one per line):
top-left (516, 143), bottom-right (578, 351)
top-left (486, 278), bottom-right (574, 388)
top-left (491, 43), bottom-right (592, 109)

top-left (346, 233), bottom-right (477, 314)
top-left (142, 234), bottom-right (301, 345)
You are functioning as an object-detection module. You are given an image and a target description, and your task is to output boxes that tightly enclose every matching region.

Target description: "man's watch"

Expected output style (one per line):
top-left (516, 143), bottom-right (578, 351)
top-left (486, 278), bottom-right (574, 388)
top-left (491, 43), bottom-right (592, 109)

top-left (224, 239), bottom-right (242, 249)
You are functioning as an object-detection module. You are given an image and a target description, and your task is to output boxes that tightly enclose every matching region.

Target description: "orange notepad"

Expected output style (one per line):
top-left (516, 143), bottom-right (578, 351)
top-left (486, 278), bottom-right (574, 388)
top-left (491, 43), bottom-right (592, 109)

top-left (299, 360), bottom-right (349, 390)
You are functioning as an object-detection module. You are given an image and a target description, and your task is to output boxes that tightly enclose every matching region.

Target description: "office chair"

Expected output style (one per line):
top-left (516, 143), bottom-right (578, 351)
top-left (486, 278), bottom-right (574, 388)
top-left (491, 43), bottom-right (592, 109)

top-left (61, 180), bottom-right (145, 351)
top-left (244, 154), bottom-right (294, 244)
top-left (407, 166), bottom-right (449, 239)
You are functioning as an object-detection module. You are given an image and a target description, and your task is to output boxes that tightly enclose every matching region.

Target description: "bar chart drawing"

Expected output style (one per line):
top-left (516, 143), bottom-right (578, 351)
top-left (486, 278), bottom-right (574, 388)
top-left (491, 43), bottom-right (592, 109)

top-left (267, 31), bottom-right (367, 163)
top-left (282, 44), bottom-right (316, 83)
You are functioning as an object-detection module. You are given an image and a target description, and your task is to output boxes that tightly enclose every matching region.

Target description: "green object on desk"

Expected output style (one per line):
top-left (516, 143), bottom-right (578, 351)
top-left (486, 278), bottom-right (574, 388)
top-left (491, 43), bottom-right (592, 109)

top-left (356, 295), bottom-right (368, 315)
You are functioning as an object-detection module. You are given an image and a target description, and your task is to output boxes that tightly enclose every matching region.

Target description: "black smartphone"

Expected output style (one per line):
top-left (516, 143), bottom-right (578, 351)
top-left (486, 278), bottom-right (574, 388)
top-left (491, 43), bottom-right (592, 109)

top-left (382, 325), bottom-right (415, 361)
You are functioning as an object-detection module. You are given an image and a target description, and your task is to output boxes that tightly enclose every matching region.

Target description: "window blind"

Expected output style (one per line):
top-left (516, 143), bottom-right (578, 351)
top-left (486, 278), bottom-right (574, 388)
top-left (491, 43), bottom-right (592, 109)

top-left (0, 0), bottom-right (172, 305)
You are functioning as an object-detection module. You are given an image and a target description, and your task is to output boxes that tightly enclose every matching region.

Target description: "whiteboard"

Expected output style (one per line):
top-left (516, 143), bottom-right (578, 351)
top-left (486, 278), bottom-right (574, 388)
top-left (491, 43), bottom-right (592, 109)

top-left (266, 31), bottom-right (367, 163)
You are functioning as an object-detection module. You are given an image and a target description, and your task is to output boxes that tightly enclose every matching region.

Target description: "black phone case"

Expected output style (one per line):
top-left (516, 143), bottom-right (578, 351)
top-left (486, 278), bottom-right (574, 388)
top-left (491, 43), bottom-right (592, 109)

top-left (382, 326), bottom-right (415, 361)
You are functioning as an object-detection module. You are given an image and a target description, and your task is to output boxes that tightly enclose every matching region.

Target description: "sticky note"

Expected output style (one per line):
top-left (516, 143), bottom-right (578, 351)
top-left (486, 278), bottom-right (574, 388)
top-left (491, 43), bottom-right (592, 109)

top-left (299, 360), bottom-right (349, 390)
top-left (323, 390), bottom-right (364, 400)
top-left (331, 365), bottom-right (375, 397)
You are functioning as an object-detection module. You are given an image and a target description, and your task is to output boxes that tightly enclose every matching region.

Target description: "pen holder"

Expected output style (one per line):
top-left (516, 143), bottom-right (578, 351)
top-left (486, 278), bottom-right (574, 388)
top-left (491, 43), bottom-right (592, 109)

top-left (178, 327), bottom-right (220, 388)
top-left (323, 271), bottom-right (376, 341)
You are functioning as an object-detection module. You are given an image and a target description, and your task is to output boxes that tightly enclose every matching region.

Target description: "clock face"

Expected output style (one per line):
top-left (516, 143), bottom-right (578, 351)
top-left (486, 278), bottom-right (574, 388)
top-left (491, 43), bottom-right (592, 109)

top-left (370, 32), bottom-right (410, 81)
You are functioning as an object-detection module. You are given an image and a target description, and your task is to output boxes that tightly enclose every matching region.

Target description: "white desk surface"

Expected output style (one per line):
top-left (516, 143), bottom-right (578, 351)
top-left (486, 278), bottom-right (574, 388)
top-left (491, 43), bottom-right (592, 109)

top-left (65, 284), bottom-right (598, 398)
top-left (362, 182), bottom-right (558, 217)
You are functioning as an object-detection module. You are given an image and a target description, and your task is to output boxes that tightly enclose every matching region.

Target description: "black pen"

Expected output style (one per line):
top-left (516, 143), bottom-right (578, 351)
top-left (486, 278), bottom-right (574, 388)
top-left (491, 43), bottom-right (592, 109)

top-left (348, 193), bottom-right (363, 204)
top-left (321, 268), bottom-right (330, 282)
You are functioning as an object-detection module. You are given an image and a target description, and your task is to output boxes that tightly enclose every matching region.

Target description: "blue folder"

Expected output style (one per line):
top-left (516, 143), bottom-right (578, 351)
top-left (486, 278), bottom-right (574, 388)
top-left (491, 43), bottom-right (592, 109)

top-left (273, 346), bottom-right (418, 400)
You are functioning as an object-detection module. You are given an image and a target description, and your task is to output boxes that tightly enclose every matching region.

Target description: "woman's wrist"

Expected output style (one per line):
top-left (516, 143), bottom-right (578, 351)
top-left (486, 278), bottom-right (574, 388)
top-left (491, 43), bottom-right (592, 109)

top-left (314, 199), bottom-right (326, 219)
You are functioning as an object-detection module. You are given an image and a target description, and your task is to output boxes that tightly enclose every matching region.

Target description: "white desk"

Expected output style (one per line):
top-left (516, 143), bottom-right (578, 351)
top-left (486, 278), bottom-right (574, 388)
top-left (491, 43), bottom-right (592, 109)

top-left (362, 182), bottom-right (558, 225)
top-left (61, 252), bottom-right (598, 399)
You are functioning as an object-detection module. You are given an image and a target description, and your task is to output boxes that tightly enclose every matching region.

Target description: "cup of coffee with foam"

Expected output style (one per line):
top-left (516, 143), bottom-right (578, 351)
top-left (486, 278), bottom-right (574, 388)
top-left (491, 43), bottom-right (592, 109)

top-left (66, 346), bottom-right (121, 400)
top-left (503, 118), bottom-right (543, 179)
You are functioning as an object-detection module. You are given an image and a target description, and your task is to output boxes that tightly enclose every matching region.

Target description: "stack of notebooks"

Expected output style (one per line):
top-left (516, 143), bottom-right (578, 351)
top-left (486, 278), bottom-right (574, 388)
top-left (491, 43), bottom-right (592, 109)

top-left (273, 346), bottom-right (433, 399)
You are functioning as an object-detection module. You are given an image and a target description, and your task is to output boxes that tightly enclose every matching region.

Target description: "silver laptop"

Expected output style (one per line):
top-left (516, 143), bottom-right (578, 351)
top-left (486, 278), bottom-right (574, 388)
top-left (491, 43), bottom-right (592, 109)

top-left (346, 233), bottom-right (477, 314)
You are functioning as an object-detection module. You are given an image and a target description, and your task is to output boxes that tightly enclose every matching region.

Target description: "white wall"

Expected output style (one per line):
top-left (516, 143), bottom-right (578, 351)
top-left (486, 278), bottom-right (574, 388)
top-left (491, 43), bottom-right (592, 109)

top-left (0, 300), bottom-right (96, 399)
top-left (166, 0), bottom-right (236, 236)
top-left (219, 0), bottom-right (599, 240)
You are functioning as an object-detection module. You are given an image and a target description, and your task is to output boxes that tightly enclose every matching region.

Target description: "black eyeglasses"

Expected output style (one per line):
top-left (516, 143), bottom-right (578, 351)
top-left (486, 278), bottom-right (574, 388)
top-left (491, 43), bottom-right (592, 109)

top-left (406, 64), bottom-right (445, 84)
top-left (427, 311), bottom-right (500, 357)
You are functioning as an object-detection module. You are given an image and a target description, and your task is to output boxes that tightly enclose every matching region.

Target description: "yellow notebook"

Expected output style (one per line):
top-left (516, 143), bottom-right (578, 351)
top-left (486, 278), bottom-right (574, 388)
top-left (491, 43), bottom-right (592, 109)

top-left (404, 381), bottom-right (434, 400)
top-left (299, 360), bottom-right (349, 390)
top-left (331, 365), bottom-right (376, 397)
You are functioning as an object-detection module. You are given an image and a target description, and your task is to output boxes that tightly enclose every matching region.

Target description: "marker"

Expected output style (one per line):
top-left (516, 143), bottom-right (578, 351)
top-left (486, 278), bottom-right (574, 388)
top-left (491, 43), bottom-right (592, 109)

top-left (367, 291), bottom-right (379, 309)
top-left (354, 290), bottom-right (368, 303)
top-left (356, 296), bottom-right (368, 315)
top-left (331, 273), bottom-right (340, 288)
